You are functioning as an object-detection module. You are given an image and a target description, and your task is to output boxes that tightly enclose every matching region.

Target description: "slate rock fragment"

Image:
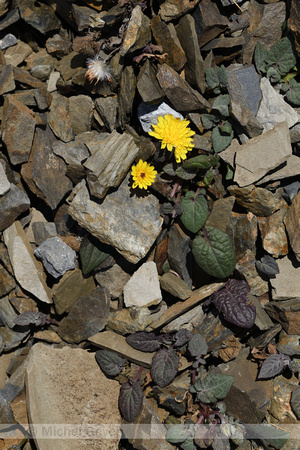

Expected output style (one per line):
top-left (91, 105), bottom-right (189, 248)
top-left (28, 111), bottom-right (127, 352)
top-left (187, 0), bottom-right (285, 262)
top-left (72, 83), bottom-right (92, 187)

top-left (227, 64), bottom-right (262, 116)
top-left (120, 5), bottom-right (151, 56)
top-left (123, 261), bottom-right (162, 308)
top-left (192, 0), bottom-right (228, 48)
top-left (48, 92), bottom-right (75, 142)
top-left (137, 60), bottom-right (164, 105)
top-left (284, 190), bottom-right (300, 261)
top-left (68, 95), bottom-right (92, 135)
top-left (227, 185), bottom-right (285, 216)
top-left (270, 256), bottom-right (300, 301)
top-left (34, 237), bottom-right (76, 279)
top-left (116, 65), bottom-right (137, 130)
top-left (0, 184), bottom-right (30, 232)
top-left (94, 96), bottom-right (117, 132)
top-left (258, 208), bottom-right (289, 258)
top-left (18, 0), bottom-right (61, 34)
top-left (57, 287), bottom-right (110, 343)
top-left (0, 64), bottom-right (15, 95)
top-left (0, 163), bottom-right (10, 196)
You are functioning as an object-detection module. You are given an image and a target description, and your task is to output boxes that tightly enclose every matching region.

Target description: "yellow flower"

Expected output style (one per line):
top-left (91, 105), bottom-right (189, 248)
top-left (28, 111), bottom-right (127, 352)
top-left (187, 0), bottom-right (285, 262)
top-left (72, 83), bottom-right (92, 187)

top-left (131, 159), bottom-right (157, 189)
top-left (149, 114), bottom-right (195, 163)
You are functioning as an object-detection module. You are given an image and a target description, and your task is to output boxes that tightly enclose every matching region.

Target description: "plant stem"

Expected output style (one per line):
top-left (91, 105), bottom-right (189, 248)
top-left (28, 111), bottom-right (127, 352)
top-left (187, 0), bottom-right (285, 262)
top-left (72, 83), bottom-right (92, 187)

top-left (134, 366), bottom-right (144, 383)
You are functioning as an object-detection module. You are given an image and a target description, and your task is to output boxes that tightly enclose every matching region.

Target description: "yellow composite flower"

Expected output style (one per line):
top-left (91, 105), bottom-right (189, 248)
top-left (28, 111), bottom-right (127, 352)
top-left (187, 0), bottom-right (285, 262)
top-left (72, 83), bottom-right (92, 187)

top-left (149, 114), bottom-right (195, 163)
top-left (131, 159), bottom-right (157, 189)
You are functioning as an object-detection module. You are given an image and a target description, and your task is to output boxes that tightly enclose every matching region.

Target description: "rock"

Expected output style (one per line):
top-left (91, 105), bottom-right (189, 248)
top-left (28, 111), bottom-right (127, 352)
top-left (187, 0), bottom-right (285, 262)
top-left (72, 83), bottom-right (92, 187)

top-left (160, 304), bottom-right (205, 334)
top-left (47, 70), bottom-right (60, 92)
top-left (94, 96), bottom-right (117, 132)
top-left (71, 3), bottom-right (97, 31)
top-left (230, 99), bottom-right (263, 138)
top-left (12, 66), bottom-right (44, 88)
top-left (223, 385), bottom-right (263, 424)
top-left (53, 268), bottom-right (96, 315)
top-left (256, 155), bottom-right (300, 186)
top-left (94, 263), bottom-right (130, 299)
top-left (159, 272), bottom-right (192, 300)
top-left (84, 131), bottom-right (139, 199)
top-left (283, 181), bottom-right (300, 204)
top-left (196, 310), bottom-right (234, 354)
top-left (89, 330), bottom-right (155, 368)
top-left (0, 295), bottom-right (18, 328)
top-left (0, 264), bottom-right (15, 297)
top-left (107, 307), bottom-right (154, 334)
top-left (116, 65), bottom-right (136, 130)
top-left (192, 0), bottom-right (228, 48)
top-left (227, 64), bottom-right (262, 116)
top-left (34, 86), bottom-right (52, 110)
top-left (236, 249), bottom-right (269, 296)
top-left (57, 286), bottom-right (110, 343)
top-left (284, 190), bottom-right (300, 261)
top-left (68, 95), bottom-right (93, 135)
top-left (167, 223), bottom-right (193, 288)
top-left (176, 14), bottom-right (205, 93)
top-left (256, 78), bottom-right (300, 131)
top-left (0, 324), bottom-right (30, 351)
top-left (56, 51), bottom-right (86, 82)
top-left (32, 222), bottom-right (57, 245)
top-left (46, 33), bottom-right (72, 58)
top-left (138, 101), bottom-right (183, 133)
top-left (159, 0), bottom-right (200, 22)
top-left (21, 126), bottom-right (73, 210)
top-left (0, 64), bottom-right (15, 95)
top-left (120, 6), bottom-right (151, 56)
top-left (1, 94), bottom-right (36, 165)
top-left (206, 196), bottom-right (235, 238)
top-left (249, 294), bottom-right (274, 331)
top-left (3, 221), bottom-right (52, 304)
top-left (151, 15), bottom-right (186, 72)
top-left (34, 237), bottom-right (76, 279)
top-left (232, 212), bottom-right (258, 262)
top-left (227, 122), bottom-right (292, 187)
top-left (18, 0), bottom-right (61, 34)
top-left (25, 343), bottom-right (121, 449)
top-left (265, 299), bottom-right (300, 335)
top-left (48, 92), bottom-right (75, 142)
top-left (227, 184), bottom-right (285, 216)
top-left (123, 261), bottom-right (162, 308)
top-left (288, 0), bottom-right (300, 57)
top-left (137, 60), bottom-right (164, 105)
top-left (270, 256), bottom-right (300, 301)
top-left (0, 163), bottom-right (10, 196)
top-left (267, 374), bottom-right (299, 423)
top-left (202, 35), bottom-right (245, 52)
top-left (277, 331), bottom-right (300, 356)
top-left (0, 184), bottom-right (30, 232)
top-left (0, 7), bottom-right (19, 30)
top-left (149, 282), bottom-right (224, 331)
top-left (4, 39), bottom-right (32, 66)
top-left (258, 207), bottom-right (289, 257)
top-left (156, 63), bottom-right (210, 112)
top-left (68, 177), bottom-right (163, 264)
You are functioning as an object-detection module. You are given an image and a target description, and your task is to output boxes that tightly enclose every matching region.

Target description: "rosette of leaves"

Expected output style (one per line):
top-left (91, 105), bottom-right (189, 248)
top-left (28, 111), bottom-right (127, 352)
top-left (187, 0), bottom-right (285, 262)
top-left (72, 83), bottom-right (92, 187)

top-left (211, 279), bottom-right (256, 328)
top-left (254, 37), bottom-right (297, 81)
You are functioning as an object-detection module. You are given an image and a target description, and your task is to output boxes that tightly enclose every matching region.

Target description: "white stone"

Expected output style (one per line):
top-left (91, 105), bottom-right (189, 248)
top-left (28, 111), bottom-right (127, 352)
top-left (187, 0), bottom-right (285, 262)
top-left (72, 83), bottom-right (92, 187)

top-left (47, 70), bottom-right (60, 92)
top-left (270, 256), bottom-right (300, 300)
top-left (123, 261), bottom-right (162, 307)
top-left (138, 101), bottom-right (183, 132)
top-left (26, 343), bottom-right (121, 450)
top-left (0, 163), bottom-right (10, 196)
top-left (256, 78), bottom-right (300, 131)
top-left (3, 221), bottom-right (52, 304)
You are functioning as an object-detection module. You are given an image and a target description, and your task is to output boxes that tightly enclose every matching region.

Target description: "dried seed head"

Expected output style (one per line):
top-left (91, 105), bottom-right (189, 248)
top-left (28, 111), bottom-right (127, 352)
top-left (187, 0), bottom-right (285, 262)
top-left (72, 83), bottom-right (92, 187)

top-left (85, 54), bottom-right (112, 84)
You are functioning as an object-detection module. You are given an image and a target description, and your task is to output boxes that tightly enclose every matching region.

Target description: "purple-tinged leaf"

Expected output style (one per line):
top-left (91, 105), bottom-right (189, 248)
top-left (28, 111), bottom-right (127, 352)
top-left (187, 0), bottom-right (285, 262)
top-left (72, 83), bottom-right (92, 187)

top-left (291, 386), bottom-right (300, 420)
top-left (173, 329), bottom-right (192, 348)
top-left (151, 348), bottom-right (179, 387)
top-left (258, 353), bottom-right (291, 379)
top-left (95, 350), bottom-right (127, 377)
top-left (13, 311), bottom-right (57, 327)
top-left (188, 333), bottom-right (208, 357)
top-left (190, 373), bottom-right (233, 403)
top-left (212, 279), bottom-right (256, 328)
top-left (126, 332), bottom-right (162, 353)
top-left (256, 255), bottom-right (279, 276)
top-left (118, 380), bottom-right (144, 422)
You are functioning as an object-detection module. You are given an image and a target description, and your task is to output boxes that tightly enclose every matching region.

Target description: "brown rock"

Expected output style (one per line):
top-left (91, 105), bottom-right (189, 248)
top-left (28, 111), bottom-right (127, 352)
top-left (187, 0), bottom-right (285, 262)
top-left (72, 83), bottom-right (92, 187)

top-left (265, 299), bottom-right (300, 334)
top-left (159, 272), bottom-right (192, 300)
top-left (227, 184), bottom-right (285, 216)
top-left (267, 374), bottom-right (299, 424)
top-left (13, 66), bottom-right (44, 88)
top-left (232, 212), bottom-right (258, 261)
top-left (137, 59), bottom-right (164, 104)
top-left (21, 126), bottom-right (73, 210)
top-left (1, 95), bottom-right (36, 165)
top-left (48, 92), bottom-right (75, 142)
top-left (284, 190), bottom-right (300, 261)
top-left (0, 264), bottom-right (16, 297)
top-left (116, 65), bottom-right (137, 130)
top-left (258, 207), bottom-right (289, 257)
top-left (236, 249), bottom-right (268, 296)
top-left (193, 0), bottom-right (228, 48)
top-left (157, 63), bottom-right (210, 112)
top-left (159, 0), bottom-right (200, 22)
top-left (288, 0), bottom-right (300, 57)
top-left (151, 15), bottom-right (186, 72)
top-left (0, 64), bottom-right (15, 95)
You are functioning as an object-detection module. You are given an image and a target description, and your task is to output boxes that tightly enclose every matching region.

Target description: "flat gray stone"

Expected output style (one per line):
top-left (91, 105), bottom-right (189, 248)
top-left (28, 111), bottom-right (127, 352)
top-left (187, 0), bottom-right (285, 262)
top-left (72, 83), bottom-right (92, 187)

top-left (34, 237), bottom-right (76, 279)
top-left (57, 286), bottom-right (110, 343)
top-left (25, 343), bottom-right (121, 449)
top-left (0, 164), bottom-right (10, 196)
top-left (68, 95), bottom-right (93, 135)
top-left (94, 263), bottom-right (130, 299)
top-left (0, 184), bottom-right (30, 232)
top-left (0, 33), bottom-right (17, 50)
top-left (84, 131), bottom-right (140, 199)
top-left (256, 78), bottom-right (300, 131)
top-left (3, 221), bottom-right (52, 304)
top-left (123, 261), bottom-right (162, 308)
top-left (227, 64), bottom-right (262, 115)
top-left (48, 92), bottom-right (74, 142)
top-left (232, 121), bottom-right (292, 187)
top-left (256, 155), bottom-right (300, 185)
top-left (68, 177), bottom-right (163, 263)
top-left (270, 256), bottom-right (300, 300)
top-left (32, 222), bottom-right (57, 245)
top-left (138, 101), bottom-right (183, 133)
top-left (94, 96), bottom-right (117, 132)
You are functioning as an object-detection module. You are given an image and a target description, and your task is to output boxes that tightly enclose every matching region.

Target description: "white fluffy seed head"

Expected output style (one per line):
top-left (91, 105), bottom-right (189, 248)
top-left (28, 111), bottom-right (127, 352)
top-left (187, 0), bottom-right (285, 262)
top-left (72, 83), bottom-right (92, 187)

top-left (85, 55), bottom-right (112, 84)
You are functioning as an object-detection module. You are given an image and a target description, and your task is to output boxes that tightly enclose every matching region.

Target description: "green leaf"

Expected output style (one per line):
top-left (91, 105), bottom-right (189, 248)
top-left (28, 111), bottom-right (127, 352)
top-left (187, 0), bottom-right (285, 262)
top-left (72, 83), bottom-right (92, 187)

top-left (180, 192), bottom-right (208, 234)
top-left (266, 37), bottom-right (297, 76)
top-left (201, 114), bottom-right (220, 130)
top-left (203, 168), bottom-right (214, 185)
top-left (281, 82), bottom-right (290, 94)
top-left (190, 373), bottom-right (233, 403)
top-left (163, 162), bottom-right (176, 176)
top-left (175, 165), bottom-right (197, 180)
top-left (225, 165), bottom-right (234, 180)
top-left (79, 235), bottom-right (110, 274)
top-left (150, 348), bottom-right (179, 387)
top-left (182, 155), bottom-right (219, 171)
top-left (166, 424), bottom-right (194, 444)
top-left (212, 94), bottom-right (230, 117)
top-left (205, 67), bottom-right (219, 90)
top-left (219, 121), bottom-right (232, 136)
top-left (192, 227), bottom-right (236, 278)
top-left (180, 437), bottom-right (197, 450)
top-left (291, 386), bottom-right (300, 420)
top-left (211, 126), bottom-right (234, 153)
top-left (188, 333), bottom-right (208, 357)
top-left (254, 42), bottom-right (268, 74)
top-left (285, 84), bottom-right (300, 105)
top-left (217, 65), bottom-right (227, 89)
top-left (266, 66), bottom-right (281, 83)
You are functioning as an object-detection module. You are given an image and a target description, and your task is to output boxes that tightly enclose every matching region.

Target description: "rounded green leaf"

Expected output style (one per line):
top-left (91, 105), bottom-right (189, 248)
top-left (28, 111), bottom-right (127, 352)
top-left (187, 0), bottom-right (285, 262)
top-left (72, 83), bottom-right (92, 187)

top-left (285, 84), bottom-right (300, 106)
top-left (192, 227), bottom-right (236, 278)
top-left (182, 155), bottom-right (219, 171)
top-left (166, 424), bottom-right (194, 444)
top-left (79, 235), bottom-right (110, 274)
top-left (191, 373), bottom-right (234, 403)
top-left (180, 193), bottom-right (208, 234)
top-left (211, 126), bottom-right (234, 153)
top-left (150, 348), bottom-right (179, 387)
top-left (266, 36), bottom-right (297, 76)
